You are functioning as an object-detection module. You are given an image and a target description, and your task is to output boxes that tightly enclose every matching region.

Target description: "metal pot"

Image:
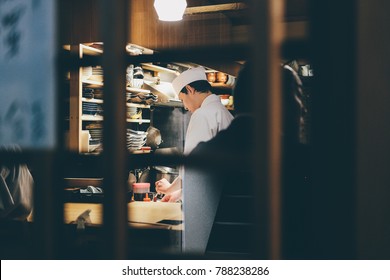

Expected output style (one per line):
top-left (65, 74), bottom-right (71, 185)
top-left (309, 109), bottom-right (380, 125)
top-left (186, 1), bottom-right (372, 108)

top-left (139, 166), bottom-right (179, 192)
top-left (145, 126), bottom-right (162, 149)
top-left (153, 166), bottom-right (179, 182)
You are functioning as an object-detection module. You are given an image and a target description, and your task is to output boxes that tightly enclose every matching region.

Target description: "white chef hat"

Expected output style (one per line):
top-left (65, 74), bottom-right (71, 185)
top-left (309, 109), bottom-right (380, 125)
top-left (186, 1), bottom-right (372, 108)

top-left (171, 67), bottom-right (207, 94)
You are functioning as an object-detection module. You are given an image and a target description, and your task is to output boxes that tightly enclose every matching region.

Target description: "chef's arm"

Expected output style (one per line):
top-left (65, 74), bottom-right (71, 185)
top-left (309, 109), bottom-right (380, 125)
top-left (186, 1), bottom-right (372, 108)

top-left (169, 176), bottom-right (182, 192)
top-left (155, 176), bottom-right (182, 194)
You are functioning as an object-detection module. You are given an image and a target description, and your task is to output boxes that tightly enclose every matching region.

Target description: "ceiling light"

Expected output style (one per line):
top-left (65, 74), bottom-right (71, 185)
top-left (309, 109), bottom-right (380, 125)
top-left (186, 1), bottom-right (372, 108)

top-left (154, 0), bottom-right (187, 21)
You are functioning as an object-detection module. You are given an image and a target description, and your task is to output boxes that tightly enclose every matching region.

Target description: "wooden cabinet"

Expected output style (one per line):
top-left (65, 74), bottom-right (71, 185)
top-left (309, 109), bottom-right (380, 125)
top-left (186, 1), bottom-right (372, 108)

top-left (67, 43), bottom-right (103, 153)
top-left (66, 43), bottom-right (235, 154)
top-left (66, 43), bottom-right (153, 154)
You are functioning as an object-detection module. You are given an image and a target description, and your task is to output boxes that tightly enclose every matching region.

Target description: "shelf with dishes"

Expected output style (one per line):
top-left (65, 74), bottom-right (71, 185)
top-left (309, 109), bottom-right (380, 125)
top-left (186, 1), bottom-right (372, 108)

top-left (141, 63), bottom-right (179, 75)
top-left (81, 115), bottom-right (104, 122)
top-left (65, 42), bottom-right (163, 158)
top-left (126, 86), bottom-right (151, 94)
top-left (126, 102), bottom-right (151, 124)
top-left (66, 43), bottom-right (195, 155)
top-left (82, 97), bottom-right (103, 104)
top-left (81, 64), bottom-right (104, 86)
top-left (125, 76), bottom-right (156, 124)
top-left (63, 42), bottom-right (103, 56)
top-left (127, 103), bottom-right (150, 109)
top-left (80, 115), bottom-right (150, 123)
top-left (126, 119), bottom-right (151, 124)
top-left (82, 79), bottom-right (104, 87)
top-left (79, 104), bottom-right (152, 125)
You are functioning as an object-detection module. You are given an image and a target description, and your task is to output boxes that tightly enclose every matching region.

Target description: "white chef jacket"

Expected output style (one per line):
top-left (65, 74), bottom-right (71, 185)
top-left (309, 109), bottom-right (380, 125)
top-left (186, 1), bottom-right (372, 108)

top-left (184, 94), bottom-right (233, 155)
top-left (182, 94), bottom-right (232, 254)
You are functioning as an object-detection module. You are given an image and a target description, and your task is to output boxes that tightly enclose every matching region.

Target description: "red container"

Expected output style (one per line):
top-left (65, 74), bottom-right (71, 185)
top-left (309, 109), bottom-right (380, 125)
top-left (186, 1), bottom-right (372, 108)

top-left (133, 182), bottom-right (150, 193)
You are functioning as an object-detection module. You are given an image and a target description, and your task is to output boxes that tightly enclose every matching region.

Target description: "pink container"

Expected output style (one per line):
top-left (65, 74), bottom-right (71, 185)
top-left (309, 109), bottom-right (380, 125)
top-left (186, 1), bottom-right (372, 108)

top-left (133, 183), bottom-right (150, 193)
top-left (132, 183), bottom-right (151, 201)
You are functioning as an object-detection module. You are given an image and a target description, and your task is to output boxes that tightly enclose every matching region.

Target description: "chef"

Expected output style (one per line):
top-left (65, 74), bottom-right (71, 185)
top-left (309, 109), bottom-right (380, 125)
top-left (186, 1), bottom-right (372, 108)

top-left (155, 66), bottom-right (233, 202)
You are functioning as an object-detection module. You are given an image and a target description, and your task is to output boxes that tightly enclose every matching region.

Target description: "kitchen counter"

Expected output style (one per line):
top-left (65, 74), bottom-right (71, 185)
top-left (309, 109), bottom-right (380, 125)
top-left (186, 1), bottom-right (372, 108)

top-left (64, 201), bottom-right (183, 230)
top-left (21, 201), bottom-right (183, 258)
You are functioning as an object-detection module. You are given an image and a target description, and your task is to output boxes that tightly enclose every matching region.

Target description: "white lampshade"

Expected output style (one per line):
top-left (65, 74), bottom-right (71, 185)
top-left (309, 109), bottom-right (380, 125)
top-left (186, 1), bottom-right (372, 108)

top-left (154, 0), bottom-right (187, 21)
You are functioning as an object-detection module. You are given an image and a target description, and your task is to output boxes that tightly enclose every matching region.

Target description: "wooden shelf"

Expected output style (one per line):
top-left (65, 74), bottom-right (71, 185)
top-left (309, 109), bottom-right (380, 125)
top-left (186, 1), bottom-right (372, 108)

top-left (82, 79), bottom-right (103, 87)
top-left (126, 87), bottom-right (150, 94)
top-left (141, 63), bottom-right (179, 75)
top-left (82, 115), bottom-right (104, 121)
top-left (63, 43), bottom-right (103, 56)
top-left (210, 82), bottom-right (233, 89)
top-left (82, 97), bottom-right (104, 104)
top-left (152, 101), bottom-right (184, 108)
top-left (126, 119), bottom-right (150, 124)
top-left (126, 103), bottom-right (150, 108)
top-left (126, 43), bottom-right (154, 55)
top-left (67, 43), bottom-right (154, 153)
top-left (80, 44), bottom-right (103, 56)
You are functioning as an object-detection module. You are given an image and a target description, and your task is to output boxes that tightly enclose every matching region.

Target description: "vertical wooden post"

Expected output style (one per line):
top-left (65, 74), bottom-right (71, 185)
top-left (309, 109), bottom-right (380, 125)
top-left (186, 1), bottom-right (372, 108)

top-left (309, 0), bottom-right (357, 259)
top-left (99, 0), bottom-right (129, 259)
top-left (356, 0), bottom-right (390, 260)
top-left (69, 45), bottom-right (82, 153)
top-left (250, 0), bottom-right (284, 259)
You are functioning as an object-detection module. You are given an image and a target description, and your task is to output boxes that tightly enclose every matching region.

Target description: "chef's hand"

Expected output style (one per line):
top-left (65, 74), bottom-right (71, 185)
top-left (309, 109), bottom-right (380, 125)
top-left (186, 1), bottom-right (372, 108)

top-left (161, 189), bottom-right (182, 203)
top-left (155, 178), bottom-right (172, 194)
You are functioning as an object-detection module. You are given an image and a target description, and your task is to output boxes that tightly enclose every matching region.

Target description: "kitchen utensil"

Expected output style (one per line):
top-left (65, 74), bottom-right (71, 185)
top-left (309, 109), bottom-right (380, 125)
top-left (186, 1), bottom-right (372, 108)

top-left (139, 166), bottom-right (179, 193)
top-left (146, 126), bottom-right (162, 149)
top-left (216, 72), bottom-right (228, 83)
top-left (145, 107), bottom-right (163, 149)
top-left (207, 72), bottom-right (216, 83)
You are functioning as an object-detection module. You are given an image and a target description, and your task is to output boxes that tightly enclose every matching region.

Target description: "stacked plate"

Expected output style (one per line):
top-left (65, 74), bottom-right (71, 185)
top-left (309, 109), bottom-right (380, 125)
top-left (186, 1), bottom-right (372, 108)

top-left (132, 66), bottom-right (144, 89)
top-left (89, 129), bottom-right (103, 143)
top-left (89, 138), bottom-right (101, 145)
top-left (85, 123), bottom-right (103, 152)
top-left (82, 102), bottom-right (103, 116)
top-left (93, 88), bottom-right (104, 99)
top-left (126, 106), bottom-right (142, 119)
top-left (126, 92), bottom-right (131, 101)
top-left (82, 87), bottom-right (94, 99)
top-left (88, 66), bottom-right (104, 82)
top-left (126, 92), bottom-right (158, 105)
top-left (81, 67), bottom-right (92, 80)
top-left (126, 129), bottom-right (147, 151)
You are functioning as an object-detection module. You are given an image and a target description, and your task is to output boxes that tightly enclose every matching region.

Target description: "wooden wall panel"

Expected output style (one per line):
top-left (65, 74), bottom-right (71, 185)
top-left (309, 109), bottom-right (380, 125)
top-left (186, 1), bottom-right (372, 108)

top-left (128, 0), bottom-right (239, 50)
top-left (59, 0), bottom-right (101, 45)
top-left (60, 0), bottom-right (307, 47)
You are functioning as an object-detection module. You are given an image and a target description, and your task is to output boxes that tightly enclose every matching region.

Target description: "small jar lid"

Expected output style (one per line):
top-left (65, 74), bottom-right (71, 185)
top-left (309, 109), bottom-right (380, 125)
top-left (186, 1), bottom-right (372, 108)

top-left (133, 183), bottom-right (150, 188)
top-left (133, 183), bottom-right (150, 193)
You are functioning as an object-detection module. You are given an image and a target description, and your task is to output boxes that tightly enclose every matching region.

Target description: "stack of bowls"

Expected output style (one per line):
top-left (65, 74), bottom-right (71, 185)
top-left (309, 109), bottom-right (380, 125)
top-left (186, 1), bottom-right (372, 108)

top-left (126, 106), bottom-right (142, 119)
top-left (81, 67), bottom-right (92, 81)
top-left (126, 129), bottom-right (147, 151)
top-left (89, 66), bottom-right (104, 82)
top-left (82, 102), bottom-right (103, 116)
top-left (132, 66), bottom-right (144, 89)
top-left (88, 128), bottom-right (102, 143)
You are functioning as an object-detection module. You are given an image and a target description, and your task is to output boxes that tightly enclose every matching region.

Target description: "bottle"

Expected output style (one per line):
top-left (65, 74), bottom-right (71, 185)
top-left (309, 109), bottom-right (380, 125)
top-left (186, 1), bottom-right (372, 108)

top-left (132, 182), bottom-right (150, 201)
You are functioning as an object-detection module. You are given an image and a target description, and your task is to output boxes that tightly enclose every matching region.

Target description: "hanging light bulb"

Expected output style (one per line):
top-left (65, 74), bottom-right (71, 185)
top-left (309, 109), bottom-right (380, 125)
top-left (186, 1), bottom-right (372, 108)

top-left (154, 0), bottom-right (187, 21)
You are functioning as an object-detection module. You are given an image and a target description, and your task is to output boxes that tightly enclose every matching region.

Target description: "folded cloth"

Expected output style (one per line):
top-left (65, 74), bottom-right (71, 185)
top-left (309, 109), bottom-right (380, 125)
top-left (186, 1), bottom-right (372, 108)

top-left (86, 123), bottom-right (103, 129)
top-left (76, 209), bottom-right (92, 230)
top-left (133, 66), bottom-right (144, 79)
top-left (127, 92), bottom-right (158, 104)
top-left (80, 186), bottom-right (103, 194)
top-left (82, 92), bottom-right (94, 99)
top-left (82, 88), bottom-right (94, 98)
top-left (82, 88), bottom-right (94, 93)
